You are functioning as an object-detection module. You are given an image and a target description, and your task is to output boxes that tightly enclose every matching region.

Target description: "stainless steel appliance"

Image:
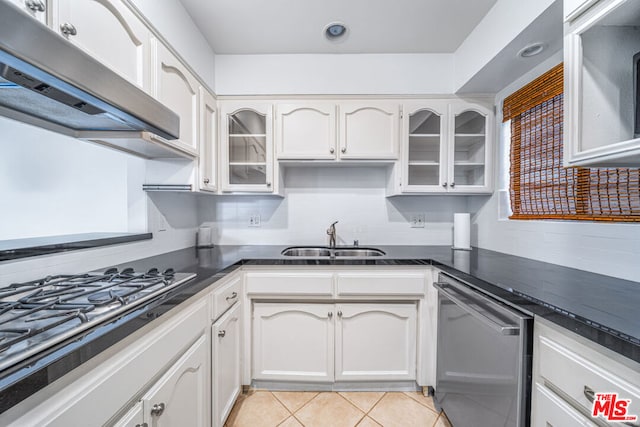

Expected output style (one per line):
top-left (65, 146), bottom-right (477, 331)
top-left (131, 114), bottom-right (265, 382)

top-left (0, 267), bottom-right (195, 372)
top-left (0, 0), bottom-right (179, 151)
top-left (434, 272), bottom-right (532, 427)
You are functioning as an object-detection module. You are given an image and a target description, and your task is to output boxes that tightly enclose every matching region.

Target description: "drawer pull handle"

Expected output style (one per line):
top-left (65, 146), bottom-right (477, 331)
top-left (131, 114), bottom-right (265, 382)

top-left (583, 385), bottom-right (595, 403)
top-left (226, 291), bottom-right (238, 301)
top-left (584, 386), bottom-right (639, 427)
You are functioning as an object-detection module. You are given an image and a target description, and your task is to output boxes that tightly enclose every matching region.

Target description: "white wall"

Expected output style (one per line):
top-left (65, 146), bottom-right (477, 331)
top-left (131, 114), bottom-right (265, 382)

top-left (472, 52), bottom-right (640, 282)
top-left (198, 167), bottom-right (475, 246)
top-left (0, 117), bottom-right (146, 240)
top-left (128, 0), bottom-right (216, 89)
top-left (214, 54), bottom-right (454, 95)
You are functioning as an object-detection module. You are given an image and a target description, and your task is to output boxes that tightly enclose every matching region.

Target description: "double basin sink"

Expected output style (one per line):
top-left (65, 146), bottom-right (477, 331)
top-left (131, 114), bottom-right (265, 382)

top-left (281, 246), bottom-right (386, 258)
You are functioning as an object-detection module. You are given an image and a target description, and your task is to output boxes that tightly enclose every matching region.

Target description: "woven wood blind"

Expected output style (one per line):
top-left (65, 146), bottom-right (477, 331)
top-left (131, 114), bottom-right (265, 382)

top-left (504, 63), bottom-right (640, 222)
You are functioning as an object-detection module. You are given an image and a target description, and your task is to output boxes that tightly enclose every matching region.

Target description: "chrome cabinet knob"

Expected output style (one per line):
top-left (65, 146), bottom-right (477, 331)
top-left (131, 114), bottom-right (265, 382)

top-left (266, 182), bottom-right (272, 187)
top-left (203, 178), bottom-right (210, 184)
top-left (337, 310), bottom-right (343, 317)
top-left (328, 312), bottom-right (333, 318)
top-left (25, 0), bottom-right (45, 12)
top-left (218, 330), bottom-right (226, 338)
top-left (442, 182), bottom-right (447, 187)
top-left (330, 147), bottom-right (335, 154)
top-left (341, 147), bottom-right (346, 154)
top-left (450, 182), bottom-right (456, 188)
top-left (150, 402), bottom-right (165, 416)
top-left (60, 23), bottom-right (77, 36)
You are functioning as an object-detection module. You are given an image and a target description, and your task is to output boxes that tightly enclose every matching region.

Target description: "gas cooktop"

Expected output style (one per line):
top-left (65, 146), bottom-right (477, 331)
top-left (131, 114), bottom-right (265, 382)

top-left (0, 267), bottom-right (195, 372)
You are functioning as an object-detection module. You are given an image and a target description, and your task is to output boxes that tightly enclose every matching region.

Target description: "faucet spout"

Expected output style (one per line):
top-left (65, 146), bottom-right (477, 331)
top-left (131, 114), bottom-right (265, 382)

top-left (327, 221), bottom-right (338, 248)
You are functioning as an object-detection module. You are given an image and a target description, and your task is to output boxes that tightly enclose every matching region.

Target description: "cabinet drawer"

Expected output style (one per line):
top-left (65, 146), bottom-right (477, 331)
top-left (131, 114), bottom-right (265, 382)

top-left (533, 383), bottom-right (597, 427)
top-left (212, 275), bottom-right (242, 321)
top-left (336, 271), bottom-right (425, 296)
top-left (538, 334), bottom-right (640, 418)
top-left (245, 272), bottom-right (333, 296)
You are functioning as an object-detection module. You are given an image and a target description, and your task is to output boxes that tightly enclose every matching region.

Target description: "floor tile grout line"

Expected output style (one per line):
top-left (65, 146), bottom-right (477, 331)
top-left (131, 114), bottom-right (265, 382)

top-left (402, 391), bottom-right (442, 416)
top-left (270, 391), bottom-right (295, 417)
top-left (363, 391), bottom-right (387, 417)
top-left (288, 391), bottom-right (321, 419)
top-left (334, 391), bottom-right (370, 416)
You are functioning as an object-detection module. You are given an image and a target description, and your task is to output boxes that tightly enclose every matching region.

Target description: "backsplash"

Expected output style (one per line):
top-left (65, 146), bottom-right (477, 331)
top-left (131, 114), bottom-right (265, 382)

top-left (197, 167), bottom-right (475, 246)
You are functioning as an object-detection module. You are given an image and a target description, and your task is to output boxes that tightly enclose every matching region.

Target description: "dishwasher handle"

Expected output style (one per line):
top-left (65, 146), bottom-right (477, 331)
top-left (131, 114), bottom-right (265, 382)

top-left (434, 282), bottom-right (520, 336)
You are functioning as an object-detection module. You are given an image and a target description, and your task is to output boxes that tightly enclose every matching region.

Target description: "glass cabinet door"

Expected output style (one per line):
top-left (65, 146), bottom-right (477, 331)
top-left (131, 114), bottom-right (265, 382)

top-left (227, 109), bottom-right (268, 187)
top-left (452, 110), bottom-right (487, 189)
top-left (407, 108), bottom-right (444, 188)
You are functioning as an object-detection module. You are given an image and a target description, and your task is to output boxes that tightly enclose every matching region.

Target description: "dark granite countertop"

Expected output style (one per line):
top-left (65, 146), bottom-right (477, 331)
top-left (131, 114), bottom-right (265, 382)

top-left (1, 244), bottom-right (638, 414)
top-left (0, 233), bottom-right (153, 261)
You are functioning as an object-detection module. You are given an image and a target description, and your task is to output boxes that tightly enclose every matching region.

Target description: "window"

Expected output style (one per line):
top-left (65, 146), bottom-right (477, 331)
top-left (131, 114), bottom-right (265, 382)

top-left (503, 63), bottom-right (640, 222)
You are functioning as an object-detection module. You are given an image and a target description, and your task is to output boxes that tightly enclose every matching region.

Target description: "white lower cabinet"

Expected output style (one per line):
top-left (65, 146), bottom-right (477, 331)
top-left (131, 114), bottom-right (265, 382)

top-left (141, 333), bottom-right (209, 427)
top-left (533, 383), bottom-right (597, 427)
top-left (212, 303), bottom-right (242, 427)
top-left (252, 302), bottom-right (417, 383)
top-left (112, 402), bottom-right (144, 427)
top-left (336, 303), bottom-right (417, 381)
top-left (253, 303), bottom-right (334, 382)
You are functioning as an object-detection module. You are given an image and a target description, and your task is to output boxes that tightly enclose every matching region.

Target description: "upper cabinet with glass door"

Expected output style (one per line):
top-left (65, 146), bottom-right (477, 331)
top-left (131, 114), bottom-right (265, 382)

top-left (564, 0), bottom-right (640, 166)
top-left (397, 100), bottom-right (492, 195)
top-left (220, 102), bottom-right (277, 193)
top-left (449, 103), bottom-right (492, 193)
top-left (402, 102), bottom-right (447, 193)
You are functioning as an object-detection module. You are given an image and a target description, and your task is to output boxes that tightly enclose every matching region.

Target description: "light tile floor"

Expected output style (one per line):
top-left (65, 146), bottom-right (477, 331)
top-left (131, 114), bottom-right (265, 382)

top-left (224, 391), bottom-right (453, 427)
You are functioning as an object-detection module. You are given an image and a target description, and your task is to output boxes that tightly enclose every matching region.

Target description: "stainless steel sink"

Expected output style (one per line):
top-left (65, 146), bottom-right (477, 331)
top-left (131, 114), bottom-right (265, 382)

top-left (281, 247), bottom-right (332, 257)
top-left (281, 246), bottom-right (385, 257)
top-left (332, 248), bottom-right (385, 257)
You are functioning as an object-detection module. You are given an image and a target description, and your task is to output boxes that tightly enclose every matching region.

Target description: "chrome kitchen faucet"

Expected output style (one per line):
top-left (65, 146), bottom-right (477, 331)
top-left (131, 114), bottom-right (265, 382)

top-left (327, 221), bottom-right (338, 248)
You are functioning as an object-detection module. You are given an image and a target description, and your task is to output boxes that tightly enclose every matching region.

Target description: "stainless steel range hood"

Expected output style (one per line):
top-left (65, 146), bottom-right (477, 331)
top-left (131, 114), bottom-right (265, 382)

top-left (0, 0), bottom-right (182, 157)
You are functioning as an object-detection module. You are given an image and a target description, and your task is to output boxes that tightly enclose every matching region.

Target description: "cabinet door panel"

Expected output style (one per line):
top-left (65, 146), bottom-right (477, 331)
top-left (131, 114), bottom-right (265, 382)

top-left (448, 102), bottom-right (493, 193)
top-left (153, 39), bottom-right (199, 155)
top-left (339, 103), bottom-right (399, 159)
top-left (142, 334), bottom-right (209, 427)
top-left (253, 303), bottom-right (334, 382)
top-left (276, 103), bottom-right (336, 159)
top-left (532, 383), bottom-right (597, 427)
top-left (335, 303), bottom-right (417, 381)
top-left (199, 88), bottom-right (217, 192)
top-left (57, 0), bottom-right (149, 90)
top-left (213, 304), bottom-right (241, 427)
top-left (112, 401), bottom-right (144, 427)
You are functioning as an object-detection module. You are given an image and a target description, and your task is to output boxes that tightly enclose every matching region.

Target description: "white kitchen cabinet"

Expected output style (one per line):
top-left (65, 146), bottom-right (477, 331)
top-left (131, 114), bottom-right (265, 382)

top-left (396, 100), bottom-right (493, 194)
top-left (253, 303), bottom-right (334, 382)
top-left (198, 88), bottom-right (217, 192)
top-left (212, 303), bottom-right (241, 427)
top-left (152, 38), bottom-right (199, 156)
top-left (220, 101), bottom-right (278, 193)
top-left (9, 0), bottom-right (48, 24)
top-left (141, 334), bottom-right (209, 427)
top-left (533, 383), bottom-right (597, 427)
top-left (447, 101), bottom-right (493, 193)
top-left (532, 318), bottom-right (640, 426)
top-left (55, 0), bottom-right (150, 91)
top-left (276, 103), bottom-right (337, 160)
top-left (400, 101), bottom-right (449, 193)
top-left (335, 303), bottom-right (417, 381)
top-left (338, 102), bottom-right (400, 159)
top-left (112, 402), bottom-right (144, 427)
top-left (564, 0), bottom-right (640, 166)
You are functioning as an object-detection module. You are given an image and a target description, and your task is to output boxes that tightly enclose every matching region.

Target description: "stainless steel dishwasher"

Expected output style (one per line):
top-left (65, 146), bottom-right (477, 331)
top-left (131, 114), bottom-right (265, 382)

top-left (433, 272), bottom-right (532, 427)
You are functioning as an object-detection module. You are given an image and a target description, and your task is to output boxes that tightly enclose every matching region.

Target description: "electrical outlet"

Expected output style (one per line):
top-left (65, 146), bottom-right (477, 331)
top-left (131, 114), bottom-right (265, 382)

top-left (157, 213), bottom-right (168, 232)
top-left (410, 213), bottom-right (426, 228)
top-left (249, 214), bottom-right (261, 227)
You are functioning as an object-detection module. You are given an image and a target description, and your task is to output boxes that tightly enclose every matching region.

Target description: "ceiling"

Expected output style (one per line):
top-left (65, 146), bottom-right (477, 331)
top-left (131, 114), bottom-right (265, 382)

top-left (179, 0), bottom-right (499, 54)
